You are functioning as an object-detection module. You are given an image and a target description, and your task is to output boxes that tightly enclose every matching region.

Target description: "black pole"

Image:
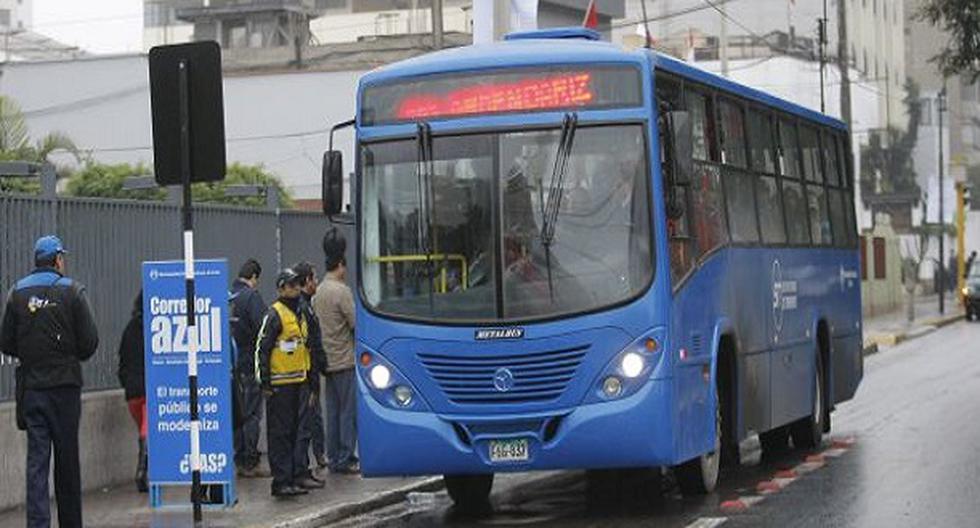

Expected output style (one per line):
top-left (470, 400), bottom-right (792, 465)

top-left (939, 85), bottom-right (946, 315)
top-left (178, 58), bottom-right (203, 524)
top-left (818, 14), bottom-right (826, 113)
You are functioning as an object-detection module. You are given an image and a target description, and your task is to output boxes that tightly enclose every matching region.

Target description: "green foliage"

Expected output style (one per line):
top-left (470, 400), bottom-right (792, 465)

top-left (917, 0), bottom-right (980, 81)
top-left (191, 163), bottom-right (295, 209)
top-left (64, 161), bottom-right (294, 208)
top-left (0, 95), bottom-right (78, 195)
top-left (65, 162), bottom-right (165, 201)
top-left (860, 80), bottom-right (922, 198)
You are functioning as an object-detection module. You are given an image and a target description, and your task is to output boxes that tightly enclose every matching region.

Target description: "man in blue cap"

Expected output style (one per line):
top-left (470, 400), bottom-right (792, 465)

top-left (0, 235), bottom-right (99, 528)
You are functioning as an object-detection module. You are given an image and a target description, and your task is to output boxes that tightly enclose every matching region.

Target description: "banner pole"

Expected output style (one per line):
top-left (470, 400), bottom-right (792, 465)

top-left (178, 58), bottom-right (203, 524)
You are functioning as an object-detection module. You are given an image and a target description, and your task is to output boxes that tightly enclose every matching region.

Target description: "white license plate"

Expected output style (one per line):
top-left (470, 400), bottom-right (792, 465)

top-left (489, 438), bottom-right (529, 462)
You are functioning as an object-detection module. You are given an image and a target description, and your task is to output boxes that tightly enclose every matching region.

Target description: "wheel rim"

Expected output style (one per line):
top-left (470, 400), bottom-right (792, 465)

top-left (701, 392), bottom-right (721, 489)
top-left (814, 365), bottom-right (823, 432)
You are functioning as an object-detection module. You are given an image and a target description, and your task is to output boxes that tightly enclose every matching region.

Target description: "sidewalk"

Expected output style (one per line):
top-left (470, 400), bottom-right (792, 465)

top-left (863, 293), bottom-right (965, 350)
top-left (0, 468), bottom-right (440, 528)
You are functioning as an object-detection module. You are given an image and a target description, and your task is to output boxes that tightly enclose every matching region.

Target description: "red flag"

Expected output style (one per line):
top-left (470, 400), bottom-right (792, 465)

top-left (582, 0), bottom-right (598, 29)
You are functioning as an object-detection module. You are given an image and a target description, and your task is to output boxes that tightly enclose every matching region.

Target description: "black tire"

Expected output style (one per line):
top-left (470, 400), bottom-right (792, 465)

top-left (759, 426), bottom-right (790, 457)
top-left (444, 474), bottom-right (493, 513)
top-left (674, 388), bottom-right (721, 495)
top-left (790, 353), bottom-right (825, 450)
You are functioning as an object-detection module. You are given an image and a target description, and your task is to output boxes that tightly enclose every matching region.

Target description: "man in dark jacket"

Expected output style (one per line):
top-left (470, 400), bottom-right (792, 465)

top-left (0, 235), bottom-right (99, 528)
top-left (230, 258), bottom-right (268, 477)
top-left (293, 261), bottom-right (329, 478)
top-left (117, 291), bottom-right (148, 493)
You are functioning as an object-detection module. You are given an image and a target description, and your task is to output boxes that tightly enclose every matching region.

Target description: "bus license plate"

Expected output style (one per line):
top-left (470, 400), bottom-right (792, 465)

top-left (489, 439), bottom-right (529, 462)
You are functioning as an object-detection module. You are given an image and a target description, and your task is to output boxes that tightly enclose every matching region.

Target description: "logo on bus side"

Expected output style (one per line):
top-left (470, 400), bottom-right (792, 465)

top-left (772, 259), bottom-right (799, 341)
top-left (475, 328), bottom-right (525, 341)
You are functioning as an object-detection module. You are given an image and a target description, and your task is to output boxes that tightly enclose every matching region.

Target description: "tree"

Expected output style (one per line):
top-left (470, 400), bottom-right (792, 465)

top-left (65, 162), bottom-right (166, 201)
top-left (860, 80), bottom-right (923, 230)
top-left (0, 95), bottom-right (78, 194)
top-left (917, 0), bottom-right (980, 81)
top-left (901, 228), bottom-right (931, 324)
top-left (65, 161), bottom-right (295, 208)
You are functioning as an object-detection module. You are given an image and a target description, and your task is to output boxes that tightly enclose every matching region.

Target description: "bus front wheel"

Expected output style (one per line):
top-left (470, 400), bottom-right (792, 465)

top-left (674, 389), bottom-right (721, 495)
top-left (444, 474), bottom-right (493, 513)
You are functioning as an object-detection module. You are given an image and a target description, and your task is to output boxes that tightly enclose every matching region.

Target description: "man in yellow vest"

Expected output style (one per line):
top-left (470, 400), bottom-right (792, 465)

top-left (255, 269), bottom-right (325, 497)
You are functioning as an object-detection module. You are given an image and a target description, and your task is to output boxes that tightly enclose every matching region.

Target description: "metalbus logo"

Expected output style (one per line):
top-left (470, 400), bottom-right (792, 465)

top-left (475, 328), bottom-right (525, 341)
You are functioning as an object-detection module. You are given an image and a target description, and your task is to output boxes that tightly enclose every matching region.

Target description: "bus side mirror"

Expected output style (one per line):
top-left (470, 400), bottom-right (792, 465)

top-left (322, 151), bottom-right (343, 216)
top-left (666, 110), bottom-right (692, 219)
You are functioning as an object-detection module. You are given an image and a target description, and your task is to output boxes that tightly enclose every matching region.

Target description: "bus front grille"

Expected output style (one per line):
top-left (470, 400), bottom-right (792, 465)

top-left (418, 345), bottom-right (588, 405)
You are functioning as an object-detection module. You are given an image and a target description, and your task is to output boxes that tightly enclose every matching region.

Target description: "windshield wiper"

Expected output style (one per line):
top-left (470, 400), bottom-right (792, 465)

top-left (416, 121), bottom-right (436, 314)
top-left (540, 113), bottom-right (578, 302)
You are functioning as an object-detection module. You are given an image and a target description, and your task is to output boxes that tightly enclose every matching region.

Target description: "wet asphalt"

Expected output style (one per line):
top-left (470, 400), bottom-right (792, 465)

top-left (332, 320), bottom-right (980, 528)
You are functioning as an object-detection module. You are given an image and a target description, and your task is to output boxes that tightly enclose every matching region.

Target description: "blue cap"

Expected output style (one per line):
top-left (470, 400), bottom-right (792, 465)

top-left (34, 235), bottom-right (68, 261)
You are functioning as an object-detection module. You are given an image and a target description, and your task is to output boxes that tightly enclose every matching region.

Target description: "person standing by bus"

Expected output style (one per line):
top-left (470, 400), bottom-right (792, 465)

top-left (0, 235), bottom-right (99, 528)
top-left (117, 291), bottom-right (148, 493)
top-left (313, 228), bottom-right (359, 474)
top-left (230, 258), bottom-right (269, 478)
top-left (293, 261), bottom-right (329, 480)
top-left (256, 269), bottom-right (323, 497)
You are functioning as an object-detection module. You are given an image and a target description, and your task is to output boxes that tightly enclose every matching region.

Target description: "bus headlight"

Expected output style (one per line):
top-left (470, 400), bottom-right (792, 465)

top-left (358, 346), bottom-right (428, 411)
top-left (394, 385), bottom-right (413, 406)
top-left (602, 376), bottom-right (623, 397)
top-left (369, 364), bottom-right (391, 390)
top-left (621, 352), bottom-right (645, 378)
top-left (586, 328), bottom-right (666, 403)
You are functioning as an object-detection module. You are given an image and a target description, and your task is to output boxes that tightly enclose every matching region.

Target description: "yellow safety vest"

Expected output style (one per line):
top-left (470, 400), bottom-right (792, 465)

top-left (267, 301), bottom-right (311, 386)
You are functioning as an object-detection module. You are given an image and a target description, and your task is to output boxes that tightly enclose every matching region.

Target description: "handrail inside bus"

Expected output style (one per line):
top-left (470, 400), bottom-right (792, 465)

top-left (366, 254), bottom-right (469, 293)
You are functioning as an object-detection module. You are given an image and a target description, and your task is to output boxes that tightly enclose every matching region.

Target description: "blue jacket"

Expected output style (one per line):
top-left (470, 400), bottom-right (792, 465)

top-left (229, 278), bottom-right (266, 375)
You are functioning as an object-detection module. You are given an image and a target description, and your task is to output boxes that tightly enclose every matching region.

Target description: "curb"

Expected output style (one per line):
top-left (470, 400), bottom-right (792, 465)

top-left (266, 477), bottom-right (443, 528)
top-left (863, 313), bottom-right (964, 353)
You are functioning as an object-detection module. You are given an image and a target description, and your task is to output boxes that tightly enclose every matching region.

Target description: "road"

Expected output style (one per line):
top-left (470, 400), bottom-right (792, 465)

top-left (333, 320), bottom-right (980, 528)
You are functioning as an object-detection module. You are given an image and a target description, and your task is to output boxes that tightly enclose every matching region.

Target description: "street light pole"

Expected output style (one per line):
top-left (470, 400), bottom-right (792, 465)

top-left (938, 84), bottom-right (947, 315)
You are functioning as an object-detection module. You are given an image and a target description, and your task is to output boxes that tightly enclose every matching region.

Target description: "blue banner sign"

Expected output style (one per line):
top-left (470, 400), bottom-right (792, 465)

top-left (143, 259), bottom-right (233, 486)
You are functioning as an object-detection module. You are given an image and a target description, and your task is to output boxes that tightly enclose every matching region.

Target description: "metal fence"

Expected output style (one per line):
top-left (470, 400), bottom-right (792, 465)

top-left (0, 194), bottom-right (351, 401)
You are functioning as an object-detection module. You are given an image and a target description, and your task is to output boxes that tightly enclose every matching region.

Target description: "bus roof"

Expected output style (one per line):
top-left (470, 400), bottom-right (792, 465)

top-left (359, 30), bottom-right (847, 132)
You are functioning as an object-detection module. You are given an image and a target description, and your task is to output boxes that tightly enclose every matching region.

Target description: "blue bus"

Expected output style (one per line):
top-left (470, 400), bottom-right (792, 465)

top-left (321, 27), bottom-right (863, 510)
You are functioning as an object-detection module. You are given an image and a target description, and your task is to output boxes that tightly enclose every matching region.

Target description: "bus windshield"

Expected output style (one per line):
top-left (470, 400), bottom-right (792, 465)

top-left (360, 124), bottom-right (653, 322)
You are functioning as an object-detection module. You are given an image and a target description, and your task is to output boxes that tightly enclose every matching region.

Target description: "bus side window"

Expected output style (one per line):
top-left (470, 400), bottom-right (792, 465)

top-left (719, 99), bottom-right (758, 243)
top-left (688, 92), bottom-right (728, 258)
top-left (748, 110), bottom-right (786, 244)
top-left (655, 75), bottom-right (696, 285)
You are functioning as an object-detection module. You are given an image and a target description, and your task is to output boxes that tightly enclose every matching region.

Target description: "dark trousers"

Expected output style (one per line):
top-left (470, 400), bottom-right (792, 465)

top-left (324, 369), bottom-right (358, 470)
top-left (310, 391), bottom-right (325, 460)
top-left (234, 369), bottom-right (263, 470)
top-left (23, 386), bottom-right (82, 528)
top-left (266, 382), bottom-right (311, 492)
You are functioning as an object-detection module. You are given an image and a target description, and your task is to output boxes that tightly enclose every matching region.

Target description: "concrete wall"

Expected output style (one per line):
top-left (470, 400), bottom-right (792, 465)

top-left (861, 216), bottom-right (906, 318)
top-left (0, 390), bottom-right (138, 513)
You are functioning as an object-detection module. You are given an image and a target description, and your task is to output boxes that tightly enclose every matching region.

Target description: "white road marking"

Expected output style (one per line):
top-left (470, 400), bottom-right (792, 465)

top-left (685, 517), bottom-right (728, 528)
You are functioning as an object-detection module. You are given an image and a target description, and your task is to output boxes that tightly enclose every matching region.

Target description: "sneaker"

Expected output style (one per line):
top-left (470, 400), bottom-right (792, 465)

top-left (315, 454), bottom-right (329, 469)
top-left (309, 473), bottom-right (325, 484)
top-left (296, 477), bottom-right (325, 490)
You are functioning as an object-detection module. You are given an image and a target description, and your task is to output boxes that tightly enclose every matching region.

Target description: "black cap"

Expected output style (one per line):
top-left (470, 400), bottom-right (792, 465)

top-left (276, 268), bottom-right (301, 289)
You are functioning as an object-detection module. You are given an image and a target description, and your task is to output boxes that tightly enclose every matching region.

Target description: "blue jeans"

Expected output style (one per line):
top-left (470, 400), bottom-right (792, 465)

top-left (324, 369), bottom-right (357, 470)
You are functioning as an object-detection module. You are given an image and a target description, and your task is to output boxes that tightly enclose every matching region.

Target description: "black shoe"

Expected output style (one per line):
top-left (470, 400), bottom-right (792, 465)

top-left (332, 463), bottom-right (360, 475)
top-left (272, 486), bottom-right (307, 498)
top-left (297, 477), bottom-right (325, 490)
